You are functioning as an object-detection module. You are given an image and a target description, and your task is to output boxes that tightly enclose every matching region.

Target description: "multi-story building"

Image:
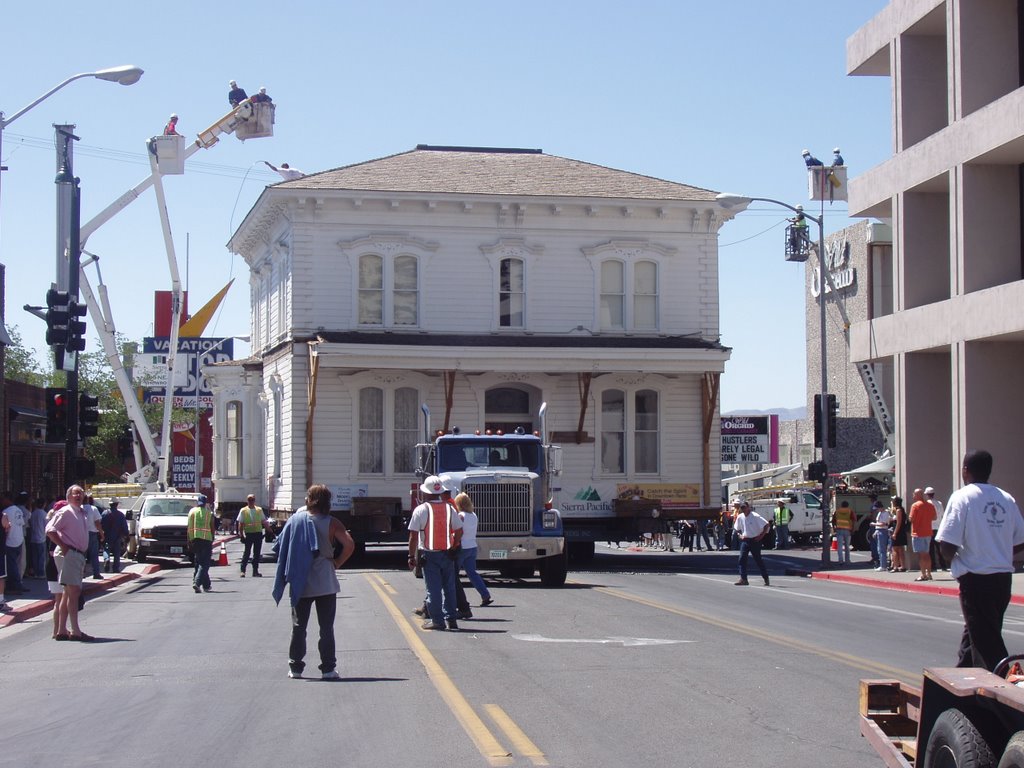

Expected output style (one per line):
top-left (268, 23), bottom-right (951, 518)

top-left (846, 0), bottom-right (1024, 502)
top-left (208, 145), bottom-right (733, 519)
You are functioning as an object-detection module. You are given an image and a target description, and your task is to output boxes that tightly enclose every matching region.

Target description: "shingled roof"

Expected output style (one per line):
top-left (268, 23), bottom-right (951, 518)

top-left (273, 145), bottom-right (717, 201)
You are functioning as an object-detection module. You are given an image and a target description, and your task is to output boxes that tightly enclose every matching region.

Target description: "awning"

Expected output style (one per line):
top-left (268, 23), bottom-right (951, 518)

top-left (842, 455), bottom-right (895, 477)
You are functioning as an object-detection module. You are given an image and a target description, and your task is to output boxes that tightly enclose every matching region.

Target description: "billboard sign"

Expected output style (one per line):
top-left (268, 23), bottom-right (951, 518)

top-left (721, 415), bottom-right (779, 464)
top-left (137, 337), bottom-right (234, 407)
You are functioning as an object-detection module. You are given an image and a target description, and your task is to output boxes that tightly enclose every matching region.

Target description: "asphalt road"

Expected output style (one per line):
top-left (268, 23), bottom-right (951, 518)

top-left (5, 542), bottom-right (1021, 768)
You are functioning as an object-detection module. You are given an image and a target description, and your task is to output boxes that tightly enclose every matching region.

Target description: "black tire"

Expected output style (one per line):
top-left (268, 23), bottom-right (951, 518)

top-left (923, 708), bottom-right (996, 768)
top-left (567, 541), bottom-right (595, 563)
top-left (539, 551), bottom-right (568, 587)
top-left (135, 551), bottom-right (147, 564)
top-left (853, 521), bottom-right (872, 551)
top-left (999, 733), bottom-right (1024, 768)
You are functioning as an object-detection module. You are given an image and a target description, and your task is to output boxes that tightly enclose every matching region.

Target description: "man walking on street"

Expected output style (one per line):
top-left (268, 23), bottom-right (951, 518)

top-left (832, 500), bottom-right (855, 564)
top-left (732, 498), bottom-right (770, 586)
top-left (100, 500), bottom-right (130, 573)
top-left (83, 495), bottom-right (103, 580)
top-left (3, 492), bottom-right (27, 594)
top-left (238, 494), bottom-right (269, 577)
top-left (408, 476), bottom-right (463, 630)
top-left (909, 488), bottom-right (937, 581)
top-left (187, 495), bottom-right (215, 593)
top-left (937, 450), bottom-right (1024, 671)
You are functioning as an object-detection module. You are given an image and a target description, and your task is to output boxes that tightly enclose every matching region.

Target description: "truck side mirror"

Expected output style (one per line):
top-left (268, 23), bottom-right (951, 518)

top-left (548, 445), bottom-right (563, 475)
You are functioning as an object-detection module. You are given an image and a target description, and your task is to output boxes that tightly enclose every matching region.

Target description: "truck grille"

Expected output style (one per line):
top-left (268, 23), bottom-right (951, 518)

top-left (151, 526), bottom-right (188, 544)
top-left (464, 481), bottom-right (531, 534)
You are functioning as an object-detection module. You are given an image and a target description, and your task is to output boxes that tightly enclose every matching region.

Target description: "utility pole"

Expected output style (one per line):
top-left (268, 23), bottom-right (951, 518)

top-left (55, 125), bottom-right (81, 484)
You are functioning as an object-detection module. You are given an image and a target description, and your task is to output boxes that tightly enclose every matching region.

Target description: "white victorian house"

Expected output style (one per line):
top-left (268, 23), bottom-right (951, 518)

top-left (207, 145), bottom-right (733, 522)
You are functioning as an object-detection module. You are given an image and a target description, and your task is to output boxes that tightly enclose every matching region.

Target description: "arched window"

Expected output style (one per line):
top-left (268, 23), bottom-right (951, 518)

top-left (226, 400), bottom-right (243, 477)
top-left (499, 257), bottom-right (525, 328)
top-left (359, 385), bottom-right (420, 475)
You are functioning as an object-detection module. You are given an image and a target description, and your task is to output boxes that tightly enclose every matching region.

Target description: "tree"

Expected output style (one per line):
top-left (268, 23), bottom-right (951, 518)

top-left (4, 325), bottom-right (52, 387)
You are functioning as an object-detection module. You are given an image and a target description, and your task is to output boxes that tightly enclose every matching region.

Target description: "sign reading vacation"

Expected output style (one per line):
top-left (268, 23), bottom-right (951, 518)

top-left (721, 415), bottom-right (779, 464)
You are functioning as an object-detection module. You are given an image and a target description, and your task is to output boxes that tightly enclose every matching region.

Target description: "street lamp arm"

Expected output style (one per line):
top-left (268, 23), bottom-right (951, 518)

top-left (716, 193), bottom-right (821, 226)
top-left (1, 66), bottom-right (143, 127)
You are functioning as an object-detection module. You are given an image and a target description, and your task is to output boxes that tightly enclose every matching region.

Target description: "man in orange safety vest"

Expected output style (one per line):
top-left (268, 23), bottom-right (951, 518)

top-left (408, 476), bottom-right (463, 630)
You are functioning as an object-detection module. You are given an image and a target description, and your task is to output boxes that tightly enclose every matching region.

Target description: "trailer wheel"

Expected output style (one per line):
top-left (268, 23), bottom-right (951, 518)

top-left (923, 708), bottom-right (996, 768)
top-left (998, 733), bottom-right (1024, 768)
top-left (539, 551), bottom-right (568, 587)
top-left (567, 541), bottom-right (595, 564)
top-left (853, 520), bottom-right (872, 552)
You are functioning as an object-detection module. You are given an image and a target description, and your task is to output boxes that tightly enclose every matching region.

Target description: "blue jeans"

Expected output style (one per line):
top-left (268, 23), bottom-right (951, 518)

top-left (738, 539), bottom-right (769, 583)
top-left (289, 593), bottom-right (337, 675)
top-left (104, 537), bottom-right (123, 572)
top-left (28, 542), bottom-right (46, 577)
top-left (191, 539), bottom-right (213, 589)
top-left (835, 529), bottom-right (852, 563)
top-left (5, 546), bottom-right (24, 590)
top-left (874, 528), bottom-right (891, 570)
top-left (87, 532), bottom-right (102, 578)
top-left (422, 549), bottom-right (457, 625)
top-left (457, 547), bottom-right (490, 601)
top-left (776, 524), bottom-right (789, 550)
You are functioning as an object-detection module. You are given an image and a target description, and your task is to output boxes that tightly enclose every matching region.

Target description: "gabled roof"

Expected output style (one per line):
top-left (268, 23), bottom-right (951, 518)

top-left (273, 145), bottom-right (717, 201)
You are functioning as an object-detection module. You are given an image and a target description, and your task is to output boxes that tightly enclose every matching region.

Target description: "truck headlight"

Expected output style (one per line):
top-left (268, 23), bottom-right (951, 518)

top-left (542, 510), bottom-right (558, 529)
top-left (140, 528), bottom-right (154, 540)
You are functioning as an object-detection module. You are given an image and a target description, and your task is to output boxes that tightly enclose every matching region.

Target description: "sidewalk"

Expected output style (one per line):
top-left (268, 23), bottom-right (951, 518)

top-left (0, 535), bottom-right (239, 629)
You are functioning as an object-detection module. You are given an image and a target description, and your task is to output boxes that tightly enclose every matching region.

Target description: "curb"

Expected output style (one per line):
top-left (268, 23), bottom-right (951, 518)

top-left (804, 569), bottom-right (1024, 605)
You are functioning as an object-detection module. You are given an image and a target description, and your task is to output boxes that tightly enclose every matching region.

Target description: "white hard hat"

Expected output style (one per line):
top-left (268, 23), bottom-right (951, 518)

top-left (795, 204), bottom-right (804, 211)
top-left (229, 80), bottom-right (237, 87)
top-left (259, 86), bottom-right (267, 93)
top-left (420, 475), bottom-right (449, 496)
top-left (801, 149), bottom-right (810, 156)
top-left (169, 113), bottom-right (178, 120)
top-left (925, 486), bottom-right (935, 495)
top-left (833, 147), bottom-right (841, 153)
top-left (731, 495), bottom-right (746, 506)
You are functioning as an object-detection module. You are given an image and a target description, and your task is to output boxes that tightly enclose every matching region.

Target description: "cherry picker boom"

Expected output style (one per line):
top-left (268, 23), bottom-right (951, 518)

top-left (76, 98), bottom-right (275, 489)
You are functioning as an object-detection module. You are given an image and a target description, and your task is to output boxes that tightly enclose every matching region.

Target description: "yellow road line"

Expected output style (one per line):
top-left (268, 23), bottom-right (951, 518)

top-left (485, 704), bottom-right (549, 766)
top-left (591, 584), bottom-right (917, 683)
top-left (368, 572), bottom-right (397, 595)
top-left (365, 575), bottom-right (512, 766)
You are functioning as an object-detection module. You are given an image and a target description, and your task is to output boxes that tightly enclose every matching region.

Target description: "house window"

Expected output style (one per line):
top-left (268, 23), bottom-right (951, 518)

top-left (600, 261), bottom-right (625, 329)
top-left (226, 400), bottom-right (243, 477)
top-left (358, 253), bottom-right (419, 327)
top-left (359, 385), bottom-right (419, 475)
top-left (359, 387), bottom-right (384, 473)
top-left (599, 258), bottom-right (660, 331)
top-left (601, 389), bottom-right (625, 474)
top-left (272, 387), bottom-right (282, 478)
top-left (600, 388), bottom-right (660, 475)
top-left (499, 257), bottom-right (524, 328)
top-left (634, 389), bottom-right (659, 473)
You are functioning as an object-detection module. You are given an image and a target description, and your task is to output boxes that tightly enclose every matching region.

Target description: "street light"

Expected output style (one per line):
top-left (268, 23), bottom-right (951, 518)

top-left (717, 192), bottom-right (832, 565)
top-left (0, 65), bottom-right (144, 225)
top-left (194, 336), bottom-right (249, 493)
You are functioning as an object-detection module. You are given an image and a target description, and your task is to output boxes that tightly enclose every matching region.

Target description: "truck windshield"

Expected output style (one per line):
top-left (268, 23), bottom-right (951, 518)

top-left (438, 441), bottom-right (540, 472)
top-left (142, 500), bottom-right (195, 517)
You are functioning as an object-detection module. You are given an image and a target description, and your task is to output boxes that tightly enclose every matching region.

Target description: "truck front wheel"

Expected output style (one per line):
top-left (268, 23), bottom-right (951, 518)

top-left (998, 732), bottom-right (1024, 768)
top-left (539, 551), bottom-right (568, 587)
top-left (923, 708), bottom-right (996, 768)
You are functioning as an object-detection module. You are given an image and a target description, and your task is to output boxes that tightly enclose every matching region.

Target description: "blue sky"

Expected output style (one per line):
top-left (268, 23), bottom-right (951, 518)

top-left (0, 0), bottom-right (890, 412)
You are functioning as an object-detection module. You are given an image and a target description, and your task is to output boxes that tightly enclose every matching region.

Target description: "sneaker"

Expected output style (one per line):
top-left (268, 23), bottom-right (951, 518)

top-left (413, 606), bottom-right (428, 618)
top-left (446, 620), bottom-right (460, 631)
top-left (457, 609), bottom-right (473, 620)
top-left (239, 572), bottom-right (246, 578)
top-left (422, 620), bottom-right (446, 630)
top-left (288, 670), bottom-right (302, 679)
top-left (0, 601), bottom-right (8, 611)
top-left (875, 567), bottom-right (885, 571)
top-left (322, 670), bottom-right (341, 681)
top-left (763, 578), bottom-right (770, 586)
top-left (480, 598), bottom-right (494, 607)
top-left (733, 579), bottom-right (749, 586)
top-left (203, 587), bottom-right (212, 593)
top-left (252, 572), bottom-right (262, 578)
top-left (193, 585), bottom-right (201, 593)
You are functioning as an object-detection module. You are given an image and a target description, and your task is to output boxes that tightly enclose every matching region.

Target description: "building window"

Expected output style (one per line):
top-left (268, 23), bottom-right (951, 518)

top-left (601, 389), bottom-right (625, 474)
top-left (272, 387), bottom-right (282, 478)
top-left (499, 257), bottom-right (525, 328)
top-left (634, 389), bottom-right (659, 473)
top-left (358, 253), bottom-right (419, 327)
top-left (600, 261), bottom-right (625, 330)
top-left (600, 387), bottom-right (660, 475)
top-left (633, 261), bottom-right (658, 330)
top-left (226, 400), bottom-right (243, 477)
top-left (359, 385), bottom-right (419, 475)
top-left (359, 387), bottom-right (384, 473)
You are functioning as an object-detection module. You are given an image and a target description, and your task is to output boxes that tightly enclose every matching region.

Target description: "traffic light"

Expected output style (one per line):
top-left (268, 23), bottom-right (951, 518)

top-left (826, 394), bottom-right (838, 449)
top-left (813, 394), bottom-right (822, 448)
top-left (65, 299), bottom-right (87, 352)
top-left (45, 288), bottom-right (70, 346)
top-left (117, 425), bottom-right (134, 461)
top-left (808, 461), bottom-right (827, 482)
top-left (45, 387), bottom-right (68, 443)
top-left (79, 392), bottom-right (100, 438)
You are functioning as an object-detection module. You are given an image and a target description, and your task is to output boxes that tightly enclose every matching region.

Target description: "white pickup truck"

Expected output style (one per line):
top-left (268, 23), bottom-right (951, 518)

top-left (752, 490), bottom-right (823, 546)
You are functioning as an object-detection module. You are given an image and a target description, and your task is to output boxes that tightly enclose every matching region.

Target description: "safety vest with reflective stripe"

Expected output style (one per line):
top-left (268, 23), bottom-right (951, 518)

top-left (239, 506), bottom-right (264, 534)
top-left (188, 506), bottom-right (213, 541)
top-left (423, 500), bottom-right (456, 551)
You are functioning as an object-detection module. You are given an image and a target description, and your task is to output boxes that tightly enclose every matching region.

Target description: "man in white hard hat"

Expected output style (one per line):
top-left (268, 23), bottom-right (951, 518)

top-left (228, 80), bottom-right (248, 107)
top-left (408, 476), bottom-right (463, 630)
top-left (163, 114), bottom-right (180, 136)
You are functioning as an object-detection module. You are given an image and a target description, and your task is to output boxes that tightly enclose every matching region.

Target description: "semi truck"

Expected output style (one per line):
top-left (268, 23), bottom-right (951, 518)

top-left (860, 656), bottom-right (1024, 767)
top-left (412, 403), bottom-right (568, 587)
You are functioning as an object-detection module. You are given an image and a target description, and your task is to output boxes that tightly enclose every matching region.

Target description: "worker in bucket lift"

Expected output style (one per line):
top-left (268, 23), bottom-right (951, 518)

top-left (228, 80), bottom-right (248, 107)
top-left (788, 205), bottom-right (809, 254)
top-left (832, 147), bottom-right (844, 167)
top-left (801, 148), bottom-right (823, 167)
top-left (251, 86), bottom-right (272, 104)
top-left (163, 114), bottom-right (181, 136)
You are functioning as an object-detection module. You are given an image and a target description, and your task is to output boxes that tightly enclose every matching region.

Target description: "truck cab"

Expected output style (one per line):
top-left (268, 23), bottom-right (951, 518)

top-left (132, 491), bottom-right (203, 563)
top-left (416, 406), bottom-right (567, 586)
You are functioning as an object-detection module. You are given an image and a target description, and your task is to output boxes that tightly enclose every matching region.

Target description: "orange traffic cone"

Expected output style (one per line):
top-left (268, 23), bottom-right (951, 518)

top-left (217, 542), bottom-right (228, 567)
top-left (830, 536), bottom-right (838, 552)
